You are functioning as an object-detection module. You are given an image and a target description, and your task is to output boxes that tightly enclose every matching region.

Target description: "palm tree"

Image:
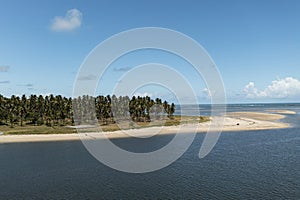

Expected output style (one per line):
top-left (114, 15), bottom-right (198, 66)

top-left (0, 93), bottom-right (175, 128)
top-left (72, 96), bottom-right (80, 125)
top-left (65, 97), bottom-right (73, 125)
top-left (37, 95), bottom-right (45, 125)
top-left (7, 95), bottom-right (19, 127)
top-left (0, 95), bottom-right (6, 124)
top-left (169, 103), bottom-right (175, 118)
top-left (19, 95), bottom-right (27, 126)
top-left (28, 95), bottom-right (39, 125)
top-left (44, 95), bottom-right (52, 126)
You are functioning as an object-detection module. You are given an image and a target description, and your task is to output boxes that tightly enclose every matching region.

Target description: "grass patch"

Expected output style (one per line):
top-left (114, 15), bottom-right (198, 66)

top-left (0, 125), bottom-right (77, 135)
top-left (0, 115), bottom-right (210, 135)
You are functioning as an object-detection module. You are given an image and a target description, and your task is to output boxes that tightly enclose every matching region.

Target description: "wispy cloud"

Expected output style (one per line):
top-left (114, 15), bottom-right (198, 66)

top-left (113, 66), bottom-right (132, 72)
top-left (0, 65), bottom-right (10, 72)
top-left (243, 77), bottom-right (300, 99)
top-left (201, 88), bottom-right (215, 98)
top-left (0, 81), bottom-right (10, 84)
top-left (78, 74), bottom-right (97, 81)
top-left (17, 83), bottom-right (33, 87)
top-left (50, 9), bottom-right (82, 32)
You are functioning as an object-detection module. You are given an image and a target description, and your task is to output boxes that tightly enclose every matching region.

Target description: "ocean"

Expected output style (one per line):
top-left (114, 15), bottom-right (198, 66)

top-left (0, 104), bottom-right (299, 199)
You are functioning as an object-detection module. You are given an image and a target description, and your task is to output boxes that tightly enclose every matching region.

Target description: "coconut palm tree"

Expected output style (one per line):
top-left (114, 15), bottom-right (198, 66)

top-left (37, 95), bottom-right (45, 125)
top-left (0, 93), bottom-right (175, 128)
top-left (19, 95), bottom-right (27, 126)
top-left (7, 95), bottom-right (19, 127)
top-left (0, 95), bottom-right (7, 124)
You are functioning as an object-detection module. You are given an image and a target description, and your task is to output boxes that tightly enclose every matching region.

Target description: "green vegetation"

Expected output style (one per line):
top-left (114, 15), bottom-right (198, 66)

top-left (0, 125), bottom-right (77, 135)
top-left (0, 94), bottom-right (209, 135)
top-left (74, 95), bottom-right (176, 125)
top-left (0, 94), bottom-right (73, 128)
top-left (78, 115), bottom-right (209, 133)
top-left (0, 115), bottom-right (210, 135)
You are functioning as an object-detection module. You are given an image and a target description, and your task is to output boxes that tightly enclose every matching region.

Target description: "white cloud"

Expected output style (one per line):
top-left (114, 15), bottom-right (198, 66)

top-left (244, 82), bottom-right (261, 98)
top-left (244, 77), bottom-right (300, 99)
top-left (50, 9), bottom-right (82, 31)
top-left (201, 88), bottom-right (215, 98)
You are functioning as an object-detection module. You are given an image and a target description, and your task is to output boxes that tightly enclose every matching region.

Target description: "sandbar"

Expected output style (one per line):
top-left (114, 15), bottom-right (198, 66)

top-left (266, 110), bottom-right (296, 115)
top-left (0, 111), bottom-right (290, 144)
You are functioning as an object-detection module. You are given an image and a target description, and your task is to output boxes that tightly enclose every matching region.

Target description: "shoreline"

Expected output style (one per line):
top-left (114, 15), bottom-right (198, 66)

top-left (266, 110), bottom-right (297, 115)
top-left (0, 111), bottom-right (291, 144)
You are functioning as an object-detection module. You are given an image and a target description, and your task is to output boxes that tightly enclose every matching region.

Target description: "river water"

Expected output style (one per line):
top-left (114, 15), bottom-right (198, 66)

top-left (0, 104), bottom-right (299, 199)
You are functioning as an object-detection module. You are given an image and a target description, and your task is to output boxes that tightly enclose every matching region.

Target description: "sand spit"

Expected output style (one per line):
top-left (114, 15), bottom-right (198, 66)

top-left (0, 111), bottom-right (290, 144)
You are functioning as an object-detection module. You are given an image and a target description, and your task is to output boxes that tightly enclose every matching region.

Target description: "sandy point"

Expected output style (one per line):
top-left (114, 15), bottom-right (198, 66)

top-left (0, 111), bottom-right (291, 144)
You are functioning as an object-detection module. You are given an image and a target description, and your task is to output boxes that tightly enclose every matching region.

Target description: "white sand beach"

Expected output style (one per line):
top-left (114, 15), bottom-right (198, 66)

top-left (266, 110), bottom-right (297, 115)
top-left (0, 111), bottom-right (290, 144)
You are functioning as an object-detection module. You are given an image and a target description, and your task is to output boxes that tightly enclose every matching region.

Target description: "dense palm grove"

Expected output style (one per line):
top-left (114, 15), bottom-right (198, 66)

top-left (0, 94), bottom-right (175, 127)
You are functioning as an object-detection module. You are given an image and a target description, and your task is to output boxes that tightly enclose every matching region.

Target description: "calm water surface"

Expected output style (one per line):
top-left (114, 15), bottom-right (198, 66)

top-left (0, 104), bottom-right (299, 199)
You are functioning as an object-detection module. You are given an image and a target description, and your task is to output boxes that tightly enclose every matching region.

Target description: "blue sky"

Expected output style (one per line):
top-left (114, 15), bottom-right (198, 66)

top-left (1, 0), bottom-right (300, 103)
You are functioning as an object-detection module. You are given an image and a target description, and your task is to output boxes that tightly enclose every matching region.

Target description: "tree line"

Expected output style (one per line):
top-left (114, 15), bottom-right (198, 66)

top-left (0, 94), bottom-right (175, 127)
